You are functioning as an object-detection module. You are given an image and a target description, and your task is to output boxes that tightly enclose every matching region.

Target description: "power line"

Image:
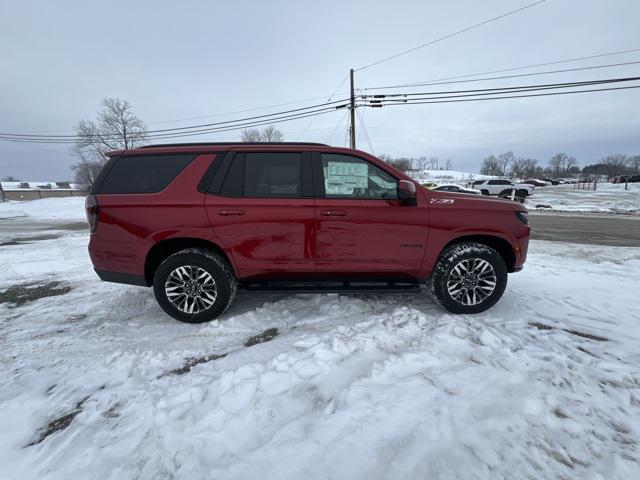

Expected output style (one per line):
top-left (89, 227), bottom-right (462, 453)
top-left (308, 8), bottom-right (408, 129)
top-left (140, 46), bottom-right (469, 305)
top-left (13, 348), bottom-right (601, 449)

top-left (325, 109), bottom-right (350, 144)
top-left (297, 74), bottom-right (350, 140)
top-left (0, 108), bottom-right (346, 144)
top-left (148, 92), bottom-right (349, 126)
top-left (0, 99), bottom-right (351, 141)
top-left (362, 47), bottom-right (640, 90)
top-left (355, 107), bottom-right (374, 154)
top-left (355, 0), bottom-right (546, 71)
top-left (363, 84), bottom-right (640, 107)
top-left (363, 60), bottom-right (640, 90)
top-left (362, 76), bottom-right (640, 100)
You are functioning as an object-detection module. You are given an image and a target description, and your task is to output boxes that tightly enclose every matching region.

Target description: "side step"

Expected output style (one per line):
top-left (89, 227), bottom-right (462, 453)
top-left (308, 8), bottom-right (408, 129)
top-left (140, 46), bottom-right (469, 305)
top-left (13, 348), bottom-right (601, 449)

top-left (238, 280), bottom-right (423, 294)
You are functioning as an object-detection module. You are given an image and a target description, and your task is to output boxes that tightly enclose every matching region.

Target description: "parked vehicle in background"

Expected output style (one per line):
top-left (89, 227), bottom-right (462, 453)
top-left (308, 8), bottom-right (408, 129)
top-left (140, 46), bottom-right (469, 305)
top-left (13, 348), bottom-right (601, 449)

top-left (522, 179), bottom-right (549, 187)
top-left (542, 177), bottom-right (560, 185)
top-left (86, 142), bottom-right (530, 322)
top-left (472, 179), bottom-right (535, 197)
top-left (431, 184), bottom-right (482, 195)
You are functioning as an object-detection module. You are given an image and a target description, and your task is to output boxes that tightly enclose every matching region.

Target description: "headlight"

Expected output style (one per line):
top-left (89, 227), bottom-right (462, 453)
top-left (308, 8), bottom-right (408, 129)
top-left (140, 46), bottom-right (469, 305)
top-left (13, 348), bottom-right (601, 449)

top-left (515, 211), bottom-right (528, 225)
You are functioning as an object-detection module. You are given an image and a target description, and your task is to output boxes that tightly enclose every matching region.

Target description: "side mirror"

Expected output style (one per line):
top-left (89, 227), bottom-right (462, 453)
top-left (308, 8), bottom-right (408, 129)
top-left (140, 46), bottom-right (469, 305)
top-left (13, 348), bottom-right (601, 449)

top-left (398, 180), bottom-right (417, 206)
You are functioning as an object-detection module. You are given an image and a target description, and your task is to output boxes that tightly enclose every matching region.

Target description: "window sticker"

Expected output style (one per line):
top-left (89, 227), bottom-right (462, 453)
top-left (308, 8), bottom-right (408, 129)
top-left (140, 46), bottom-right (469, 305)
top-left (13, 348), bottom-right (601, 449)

top-left (325, 161), bottom-right (368, 195)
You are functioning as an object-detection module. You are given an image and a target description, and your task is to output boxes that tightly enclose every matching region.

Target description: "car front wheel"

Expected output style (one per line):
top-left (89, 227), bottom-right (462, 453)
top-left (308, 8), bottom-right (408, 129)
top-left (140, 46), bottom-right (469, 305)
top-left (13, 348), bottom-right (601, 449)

top-left (430, 242), bottom-right (507, 314)
top-left (153, 249), bottom-right (236, 323)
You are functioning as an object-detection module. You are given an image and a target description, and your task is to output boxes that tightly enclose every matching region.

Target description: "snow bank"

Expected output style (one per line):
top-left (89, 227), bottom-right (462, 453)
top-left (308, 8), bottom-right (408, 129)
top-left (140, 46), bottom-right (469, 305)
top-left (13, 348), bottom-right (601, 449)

top-left (532, 183), bottom-right (640, 214)
top-left (408, 169), bottom-right (495, 185)
top-left (1, 228), bottom-right (639, 479)
top-left (0, 196), bottom-right (87, 222)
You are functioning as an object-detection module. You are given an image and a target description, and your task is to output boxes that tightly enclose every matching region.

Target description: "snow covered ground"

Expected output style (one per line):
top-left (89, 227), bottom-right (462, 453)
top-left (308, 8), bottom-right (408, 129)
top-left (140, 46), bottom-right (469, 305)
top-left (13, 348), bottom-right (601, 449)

top-left (408, 169), bottom-right (495, 185)
top-left (0, 197), bottom-right (87, 222)
top-left (531, 183), bottom-right (640, 215)
top-left (1, 211), bottom-right (640, 478)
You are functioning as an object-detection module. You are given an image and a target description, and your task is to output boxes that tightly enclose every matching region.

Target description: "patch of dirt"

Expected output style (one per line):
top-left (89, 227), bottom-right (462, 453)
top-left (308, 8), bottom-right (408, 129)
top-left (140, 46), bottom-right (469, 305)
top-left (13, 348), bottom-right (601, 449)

top-left (529, 322), bottom-right (608, 342)
top-left (529, 322), bottom-right (553, 330)
top-left (25, 395), bottom-right (90, 447)
top-left (245, 327), bottom-right (279, 347)
top-left (163, 353), bottom-right (228, 376)
top-left (0, 234), bottom-right (61, 246)
top-left (564, 329), bottom-right (608, 342)
top-left (0, 281), bottom-right (72, 308)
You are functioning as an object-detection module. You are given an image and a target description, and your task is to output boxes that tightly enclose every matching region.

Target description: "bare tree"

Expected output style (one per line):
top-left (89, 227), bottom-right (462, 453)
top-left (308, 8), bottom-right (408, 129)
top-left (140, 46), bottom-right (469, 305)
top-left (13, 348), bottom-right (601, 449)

top-left (480, 155), bottom-right (502, 176)
top-left (71, 98), bottom-right (148, 185)
top-left (71, 160), bottom-right (105, 187)
top-left (548, 153), bottom-right (577, 176)
top-left (510, 158), bottom-right (538, 178)
top-left (2, 176), bottom-right (20, 182)
top-left (602, 154), bottom-right (630, 177)
top-left (240, 125), bottom-right (284, 142)
top-left (627, 155), bottom-right (640, 173)
top-left (240, 128), bottom-right (263, 142)
top-left (496, 151), bottom-right (515, 176)
top-left (261, 125), bottom-right (284, 142)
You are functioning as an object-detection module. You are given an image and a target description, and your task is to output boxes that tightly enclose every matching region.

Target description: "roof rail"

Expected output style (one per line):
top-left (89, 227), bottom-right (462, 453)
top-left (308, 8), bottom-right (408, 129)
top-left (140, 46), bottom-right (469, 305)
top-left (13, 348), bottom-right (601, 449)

top-left (139, 142), bottom-right (329, 149)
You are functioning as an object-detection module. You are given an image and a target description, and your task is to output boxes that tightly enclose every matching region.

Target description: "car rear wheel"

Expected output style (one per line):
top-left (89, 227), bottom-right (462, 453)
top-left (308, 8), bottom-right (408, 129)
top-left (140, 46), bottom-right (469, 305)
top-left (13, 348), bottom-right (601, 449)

top-left (153, 249), bottom-right (236, 323)
top-left (430, 242), bottom-right (507, 314)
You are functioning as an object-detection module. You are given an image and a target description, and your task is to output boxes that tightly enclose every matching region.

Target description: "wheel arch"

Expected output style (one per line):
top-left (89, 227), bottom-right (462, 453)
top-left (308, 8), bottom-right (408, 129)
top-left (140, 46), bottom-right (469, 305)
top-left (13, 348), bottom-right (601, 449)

top-left (438, 234), bottom-right (516, 273)
top-left (145, 237), bottom-right (236, 286)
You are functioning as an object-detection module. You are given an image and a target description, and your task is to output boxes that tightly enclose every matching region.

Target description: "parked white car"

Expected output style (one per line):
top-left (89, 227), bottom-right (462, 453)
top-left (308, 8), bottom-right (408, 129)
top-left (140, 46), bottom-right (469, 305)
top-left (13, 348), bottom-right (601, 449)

top-left (471, 179), bottom-right (535, 197)
top-left (431, 184), bottom-right (482, 195)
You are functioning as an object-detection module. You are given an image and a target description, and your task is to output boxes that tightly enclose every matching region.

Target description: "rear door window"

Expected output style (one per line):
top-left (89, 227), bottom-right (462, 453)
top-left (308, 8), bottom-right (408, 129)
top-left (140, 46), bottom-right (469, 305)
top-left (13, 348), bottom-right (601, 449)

top-left (218, 152), bottom-right (311, 198)
top-left (96, 154), bottom-right (196, 194)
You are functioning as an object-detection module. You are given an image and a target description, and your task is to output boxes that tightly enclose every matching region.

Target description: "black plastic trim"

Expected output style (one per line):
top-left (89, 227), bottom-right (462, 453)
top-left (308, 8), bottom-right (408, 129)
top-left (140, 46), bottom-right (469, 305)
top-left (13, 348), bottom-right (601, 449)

top-left (95, 269), bottom-right (148, 287)
top-left (197, 151), bottom-right (226, 193)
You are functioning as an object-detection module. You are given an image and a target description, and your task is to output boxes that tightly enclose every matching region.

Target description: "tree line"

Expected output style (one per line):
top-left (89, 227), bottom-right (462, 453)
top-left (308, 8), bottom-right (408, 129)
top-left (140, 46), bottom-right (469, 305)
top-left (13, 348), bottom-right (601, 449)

top-left (378, 155), bottom-right (453, 173)
top-left (479, 151), bottom-right (640, 179)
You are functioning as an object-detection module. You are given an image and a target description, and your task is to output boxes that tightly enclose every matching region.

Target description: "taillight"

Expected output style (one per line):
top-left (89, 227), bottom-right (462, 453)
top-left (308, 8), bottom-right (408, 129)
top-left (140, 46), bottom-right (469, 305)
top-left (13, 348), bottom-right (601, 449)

top-left (85, 195), bottom-right (99, 233)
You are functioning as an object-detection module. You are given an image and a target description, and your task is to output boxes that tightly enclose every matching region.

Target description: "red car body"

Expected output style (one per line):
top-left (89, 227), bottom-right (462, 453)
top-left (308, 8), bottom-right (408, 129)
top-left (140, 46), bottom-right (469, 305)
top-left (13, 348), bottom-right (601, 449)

top-left (88, 144), bottom-right (529, 288)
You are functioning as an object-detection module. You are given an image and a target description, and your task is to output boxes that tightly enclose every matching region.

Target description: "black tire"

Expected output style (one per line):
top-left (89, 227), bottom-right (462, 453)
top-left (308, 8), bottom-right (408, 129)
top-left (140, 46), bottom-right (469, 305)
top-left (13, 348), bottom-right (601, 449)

top-left (480, 189), bottom-right (490, 196)
top-left (430, 242), bottom-right (507, 314)
top-left (153, 248), bottom-right (237, 323)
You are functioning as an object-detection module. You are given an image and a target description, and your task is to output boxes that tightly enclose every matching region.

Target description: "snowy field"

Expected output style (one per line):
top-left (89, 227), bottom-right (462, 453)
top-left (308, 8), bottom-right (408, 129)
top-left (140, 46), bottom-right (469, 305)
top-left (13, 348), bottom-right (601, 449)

top-left (531, 183), bottom-right (640, 215)
top-left (408, 169), bottom-right (494, 185)
top-left (1, 199), bottom-right (640, 479)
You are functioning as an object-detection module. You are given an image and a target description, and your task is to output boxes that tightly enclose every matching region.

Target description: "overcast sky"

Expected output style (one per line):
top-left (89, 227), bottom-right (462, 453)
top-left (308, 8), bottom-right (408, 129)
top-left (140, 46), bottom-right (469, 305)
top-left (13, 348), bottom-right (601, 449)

top-left (1, 0), bottom-right (639, 180)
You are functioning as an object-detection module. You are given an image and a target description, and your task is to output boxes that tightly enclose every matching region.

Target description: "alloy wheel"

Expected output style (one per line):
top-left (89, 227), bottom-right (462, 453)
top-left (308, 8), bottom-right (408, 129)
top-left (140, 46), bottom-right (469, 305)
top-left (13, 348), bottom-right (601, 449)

top-left (164, 265), bottom-right (217, 314)
top-left (446, 258), bottom-right (497, 306)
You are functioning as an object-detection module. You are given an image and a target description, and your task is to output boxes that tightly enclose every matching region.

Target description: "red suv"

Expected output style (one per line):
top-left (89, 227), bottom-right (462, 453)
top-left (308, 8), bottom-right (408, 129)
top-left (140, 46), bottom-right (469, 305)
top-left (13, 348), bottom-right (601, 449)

top-left (87, 142), bottom-right (530, 323)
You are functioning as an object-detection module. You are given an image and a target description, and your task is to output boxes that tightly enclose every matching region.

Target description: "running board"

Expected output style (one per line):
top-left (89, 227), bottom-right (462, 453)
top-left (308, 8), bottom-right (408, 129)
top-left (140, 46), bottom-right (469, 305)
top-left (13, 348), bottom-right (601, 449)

top-left (238, 280), bottom-right (423, 294)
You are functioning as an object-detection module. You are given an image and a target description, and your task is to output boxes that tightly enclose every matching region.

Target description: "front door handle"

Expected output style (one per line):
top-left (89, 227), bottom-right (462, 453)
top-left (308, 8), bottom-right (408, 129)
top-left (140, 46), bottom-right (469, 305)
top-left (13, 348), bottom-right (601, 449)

top-left (320, 210), bottom-right (347, 216)
top-left (218, 209), bottom-right (245, 216)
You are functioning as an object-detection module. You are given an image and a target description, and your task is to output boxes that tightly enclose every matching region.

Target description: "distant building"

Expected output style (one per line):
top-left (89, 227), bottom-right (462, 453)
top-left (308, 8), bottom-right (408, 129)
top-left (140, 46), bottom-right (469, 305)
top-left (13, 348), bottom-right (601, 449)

top-left (0, 181), bottom-right (87, 201)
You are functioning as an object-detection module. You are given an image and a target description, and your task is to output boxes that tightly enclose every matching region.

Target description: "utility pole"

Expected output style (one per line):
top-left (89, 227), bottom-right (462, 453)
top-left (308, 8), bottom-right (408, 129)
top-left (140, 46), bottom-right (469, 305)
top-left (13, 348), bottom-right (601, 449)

top-left (349, 68), bottom-right (356, 149)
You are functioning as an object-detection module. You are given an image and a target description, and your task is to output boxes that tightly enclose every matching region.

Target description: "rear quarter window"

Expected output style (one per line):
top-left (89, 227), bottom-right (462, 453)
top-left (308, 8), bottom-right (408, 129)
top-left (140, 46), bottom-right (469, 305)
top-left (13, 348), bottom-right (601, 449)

top-left (95, 154), bottom-right (197, 194)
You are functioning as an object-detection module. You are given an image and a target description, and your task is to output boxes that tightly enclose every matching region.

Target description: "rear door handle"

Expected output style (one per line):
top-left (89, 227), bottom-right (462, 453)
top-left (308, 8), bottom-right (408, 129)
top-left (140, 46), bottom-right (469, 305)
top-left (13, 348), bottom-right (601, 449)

top-left (320, 210), bottom-right (347, 216)
top-left (218, 209), bottom-right (245, 216)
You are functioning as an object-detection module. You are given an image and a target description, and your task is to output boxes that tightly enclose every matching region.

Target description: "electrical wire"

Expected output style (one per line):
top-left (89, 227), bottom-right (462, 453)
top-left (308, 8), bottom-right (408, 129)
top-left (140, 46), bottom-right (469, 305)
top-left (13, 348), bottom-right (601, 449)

top-left (355, 107), bottom-right (374, 154)
top-left (0, 98), bottom-right (351, 140)
top-left (355, 0), bottom-right (546, 71)
top-left (297, 74), bottom-right (350, 140)
top-left (363, 84), bottom-right (640, 107)
top-left (0, 108), bottom-right (349, 145)
top-left (362, 59), bottom-right (640, 90)
top-left (325, 109), bottom-right (350, 144)
top-left (361, 76), bottom-right (640, 100)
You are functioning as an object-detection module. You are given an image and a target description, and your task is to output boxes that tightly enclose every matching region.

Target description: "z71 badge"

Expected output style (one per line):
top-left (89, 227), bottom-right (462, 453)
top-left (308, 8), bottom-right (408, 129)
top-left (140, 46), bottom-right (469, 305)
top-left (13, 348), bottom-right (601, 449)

top-left (430, 198), bottom-right (455, 204)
